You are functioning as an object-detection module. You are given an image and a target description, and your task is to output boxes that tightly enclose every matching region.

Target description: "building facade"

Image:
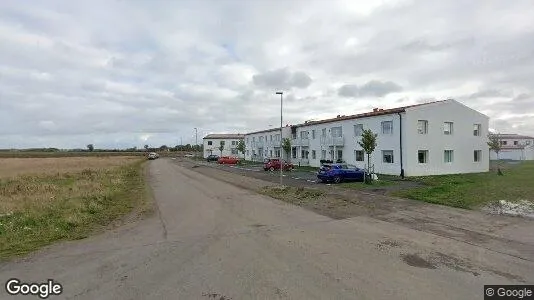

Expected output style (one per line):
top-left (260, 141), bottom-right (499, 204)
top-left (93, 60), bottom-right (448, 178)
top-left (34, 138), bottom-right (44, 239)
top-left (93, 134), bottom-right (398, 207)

top-left (202, 134), bottom-right (244, 158)
top-left (244, 127), bottom-right (292, 161)
top-left (246, 99), bottom-right (490, 176)
top-left (490, 134), bottom-right (534, 160)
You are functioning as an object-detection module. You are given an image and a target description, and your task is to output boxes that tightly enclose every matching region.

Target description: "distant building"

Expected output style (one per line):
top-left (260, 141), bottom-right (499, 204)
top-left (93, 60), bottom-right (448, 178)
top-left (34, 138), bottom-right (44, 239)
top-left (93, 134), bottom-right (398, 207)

top-left (202, 134), bottom-right (244, 158)
top-left (490, 134), bottom-right (534, 161)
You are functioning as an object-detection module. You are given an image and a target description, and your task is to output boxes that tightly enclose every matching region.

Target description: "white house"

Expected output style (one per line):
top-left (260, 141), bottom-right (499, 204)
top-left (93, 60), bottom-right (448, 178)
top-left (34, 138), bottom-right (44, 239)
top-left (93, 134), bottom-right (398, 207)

top-left (244, 126), bottom-right (292, 161)
top-left (203, 134), bottom-right (244, 158)
top-left (490, 134), bottom-right (534, 160)
top-left (247, 99), bottom-right (489, 176)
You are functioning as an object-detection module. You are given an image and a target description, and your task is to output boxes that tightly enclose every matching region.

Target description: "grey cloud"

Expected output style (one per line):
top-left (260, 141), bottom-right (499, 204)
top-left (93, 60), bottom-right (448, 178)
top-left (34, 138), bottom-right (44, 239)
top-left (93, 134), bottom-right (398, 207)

top-left (252, 68), bottom-right (312, 89)
top-left (468, 89), bottom-right (513, 99)
top-left (338, 80), bottom-right (402, 98)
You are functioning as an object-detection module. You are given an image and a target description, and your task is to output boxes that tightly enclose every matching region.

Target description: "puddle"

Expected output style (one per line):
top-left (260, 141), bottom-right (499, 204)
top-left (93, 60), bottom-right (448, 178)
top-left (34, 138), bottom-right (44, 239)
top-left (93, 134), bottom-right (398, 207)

top-left (401, 253), bottom-right (436, 269)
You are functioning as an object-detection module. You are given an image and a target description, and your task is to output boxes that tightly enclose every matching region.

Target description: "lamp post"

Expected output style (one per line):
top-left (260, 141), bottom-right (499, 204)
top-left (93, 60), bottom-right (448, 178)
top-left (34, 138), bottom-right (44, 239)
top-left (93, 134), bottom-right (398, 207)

top-left (276, 91), bottom-right (283, 187)
top-left (194, 127), bottom-right (198, 158)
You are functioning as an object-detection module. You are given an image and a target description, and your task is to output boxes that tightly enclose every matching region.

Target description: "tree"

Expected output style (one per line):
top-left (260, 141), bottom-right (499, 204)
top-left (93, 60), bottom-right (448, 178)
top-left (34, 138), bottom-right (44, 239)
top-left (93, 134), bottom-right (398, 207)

top-left (236, 140), bottom-right (246, 158)
top-left (218, 144), bottom-right (224, 156)
top-left (488, 132), bottom-right (504, 176)
top-left (144, 145), bottom-right (149, 152)
top-left (87, 144), bottom-right (94, 152)
top-left (282, 138), bottom-right (292, 161)
top-left (159, 145), bottom-right (168, 152)
top-left (358, 129), bottom-right (378, 184)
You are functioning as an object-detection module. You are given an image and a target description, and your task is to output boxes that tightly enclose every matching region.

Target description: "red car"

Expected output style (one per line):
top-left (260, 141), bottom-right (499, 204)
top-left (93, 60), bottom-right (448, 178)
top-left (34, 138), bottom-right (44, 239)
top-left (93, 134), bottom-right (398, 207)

top-left (217, 156), bottom-right (239, 164)
top-left (263, 158), bottom-right (294, 171)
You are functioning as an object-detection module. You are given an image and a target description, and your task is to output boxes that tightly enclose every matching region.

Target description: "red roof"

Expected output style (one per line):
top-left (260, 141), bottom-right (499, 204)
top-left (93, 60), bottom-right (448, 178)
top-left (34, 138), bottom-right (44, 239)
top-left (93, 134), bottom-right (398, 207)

top-left (496, 134), bottom-right (534, 140)
top-left (293, 100), bottom-right (448, 127)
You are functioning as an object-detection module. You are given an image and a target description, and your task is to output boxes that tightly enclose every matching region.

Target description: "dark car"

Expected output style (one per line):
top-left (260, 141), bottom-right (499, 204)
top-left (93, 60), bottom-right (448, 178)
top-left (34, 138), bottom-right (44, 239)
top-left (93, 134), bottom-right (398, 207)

top-left (206, 154), bottom-right (219, 162)
top-left (317, 163), bottom-right (365, 183)
top-left (263, 158), bottom-right (294, 171)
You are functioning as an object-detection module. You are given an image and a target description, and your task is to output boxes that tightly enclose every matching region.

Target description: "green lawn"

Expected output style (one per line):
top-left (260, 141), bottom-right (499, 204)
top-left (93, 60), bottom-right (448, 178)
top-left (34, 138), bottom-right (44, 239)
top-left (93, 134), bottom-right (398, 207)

top-left (339, 179), bottom-right (396, 190)
top-left (392, 161), bottom-right (534, 209)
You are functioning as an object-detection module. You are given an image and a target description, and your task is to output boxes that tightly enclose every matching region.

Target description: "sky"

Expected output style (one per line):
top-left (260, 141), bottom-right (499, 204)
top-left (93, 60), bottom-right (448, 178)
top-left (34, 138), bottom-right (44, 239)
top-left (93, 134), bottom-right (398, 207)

top-left (1, 0), bottom-right (533, 149)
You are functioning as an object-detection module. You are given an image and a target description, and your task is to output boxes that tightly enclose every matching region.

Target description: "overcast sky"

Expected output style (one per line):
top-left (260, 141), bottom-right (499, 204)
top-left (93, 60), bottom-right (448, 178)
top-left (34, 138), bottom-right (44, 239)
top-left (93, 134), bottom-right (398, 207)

top-left (1, 0), bottom-right (533, 149)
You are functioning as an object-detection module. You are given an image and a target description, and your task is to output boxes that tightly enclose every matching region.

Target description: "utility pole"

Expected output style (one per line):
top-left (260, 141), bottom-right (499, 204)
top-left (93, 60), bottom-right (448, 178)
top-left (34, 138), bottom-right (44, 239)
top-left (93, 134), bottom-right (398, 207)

top-left (194, 128), bottom-right (198, 157)
top-left (276, 92), bottom-right (283, 187)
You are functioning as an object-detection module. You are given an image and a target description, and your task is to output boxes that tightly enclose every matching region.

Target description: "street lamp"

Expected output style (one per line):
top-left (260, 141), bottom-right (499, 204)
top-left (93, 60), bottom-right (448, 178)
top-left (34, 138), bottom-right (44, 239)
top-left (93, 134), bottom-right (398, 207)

top-left (276, 91), bottom-right (283, 187)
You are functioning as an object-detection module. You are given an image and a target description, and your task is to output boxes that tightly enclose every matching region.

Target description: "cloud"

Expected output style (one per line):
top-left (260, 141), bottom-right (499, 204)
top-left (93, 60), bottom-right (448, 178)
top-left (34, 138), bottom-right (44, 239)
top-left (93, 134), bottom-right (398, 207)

top-left (252, 68), bottom-right (312, 90)
top-left (338, 80), bottom-right (403, 97)
top-left (1, 0), bottom-right (534, 148)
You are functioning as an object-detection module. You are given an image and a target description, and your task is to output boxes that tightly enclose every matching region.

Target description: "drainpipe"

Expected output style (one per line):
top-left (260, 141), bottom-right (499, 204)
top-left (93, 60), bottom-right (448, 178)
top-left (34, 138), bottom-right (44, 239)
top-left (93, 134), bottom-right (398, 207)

top-left (398, 112), bottom-right (405, 179)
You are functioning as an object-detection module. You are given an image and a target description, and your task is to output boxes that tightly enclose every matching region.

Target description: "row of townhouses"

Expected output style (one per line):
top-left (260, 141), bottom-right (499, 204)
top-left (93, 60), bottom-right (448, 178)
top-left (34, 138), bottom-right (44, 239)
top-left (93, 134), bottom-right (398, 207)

top-left (489, 134), bottom-right (534, 161)
top-left (202, 99), bottom-right (529, 176)
top-left (202, 134), bottom-right (244, 157)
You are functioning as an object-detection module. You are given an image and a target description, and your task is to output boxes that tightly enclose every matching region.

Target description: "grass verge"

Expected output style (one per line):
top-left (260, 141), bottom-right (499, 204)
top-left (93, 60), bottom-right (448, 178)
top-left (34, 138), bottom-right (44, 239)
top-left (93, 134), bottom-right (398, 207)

top-left (392, 161), bottom-right (534, 209)
top-left (339, 179), bottom-right (396, 190)
top-left (0, 159), bottom-right (150, 260)
top-left (259, 186), bottom-right (324, 206)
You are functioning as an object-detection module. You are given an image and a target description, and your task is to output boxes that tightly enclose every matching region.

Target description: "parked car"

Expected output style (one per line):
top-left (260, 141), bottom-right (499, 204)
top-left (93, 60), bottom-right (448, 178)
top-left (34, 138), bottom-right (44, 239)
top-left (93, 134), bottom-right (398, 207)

top-left (317, 163), bottom-right (365, 183)
top-left (263, 158), bottom-right (294, 171)
top-left (147, 152), bottom-right (159, 160)
top-left (206, 154), bottom-right (219, 162)
top-left (217, 156), bottom-right (239, 164)
top-left (184, 153), bottom-right (195, 157)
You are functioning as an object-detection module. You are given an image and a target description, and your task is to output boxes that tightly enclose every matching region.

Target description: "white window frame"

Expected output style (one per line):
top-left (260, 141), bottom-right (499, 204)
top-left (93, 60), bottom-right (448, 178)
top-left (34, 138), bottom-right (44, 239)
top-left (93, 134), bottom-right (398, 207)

top-left (381, 121), bottom-right (393, 135)
top-left (474, 150), bottom-right (482, 162)
top-left (418, 150), bottom-right (428, 164)
top-left (382, 150), bottom-right (394, 163)
top-left (355, 150), bottom-right (364, 162)
top-left (444, 122), bottom-right (454, 135)
top-left (354, 124), bottom-right (364, 136)
top-left (444, 150), bottom-right (454, 163)
top-left (473, 124), bottom-right (481, 136)
top-left (418, 120), bottom-right (428, 134)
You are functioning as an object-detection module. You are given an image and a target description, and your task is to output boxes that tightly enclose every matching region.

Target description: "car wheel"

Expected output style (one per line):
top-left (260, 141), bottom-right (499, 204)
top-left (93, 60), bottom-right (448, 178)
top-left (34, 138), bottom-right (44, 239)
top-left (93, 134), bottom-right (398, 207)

top-left (333, 176), bottom-right (342, 184)
top-left (264, 168), bottom-right (268, 171)
top-left (269, 167), bottom-right (275, 171)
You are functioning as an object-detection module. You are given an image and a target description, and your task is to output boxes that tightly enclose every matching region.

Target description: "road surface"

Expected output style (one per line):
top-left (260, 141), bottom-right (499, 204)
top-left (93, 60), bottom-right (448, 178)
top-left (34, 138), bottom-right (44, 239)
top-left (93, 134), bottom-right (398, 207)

top-left (1, 159), bottom-right (532, 299)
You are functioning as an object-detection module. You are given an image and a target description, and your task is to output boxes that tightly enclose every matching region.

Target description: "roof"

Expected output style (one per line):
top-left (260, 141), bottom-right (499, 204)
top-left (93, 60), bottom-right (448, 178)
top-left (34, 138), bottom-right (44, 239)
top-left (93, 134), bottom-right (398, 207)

top-left (294, 100), bottom-right (448, 127)
top-left (495, 134), bottom-right (534, 140)
top-left (500, 145), bottom-right (526, 150)
top-left (203, 134), bottom-right (244, 140)
top-left (245, 126), bottom-right (288, 136)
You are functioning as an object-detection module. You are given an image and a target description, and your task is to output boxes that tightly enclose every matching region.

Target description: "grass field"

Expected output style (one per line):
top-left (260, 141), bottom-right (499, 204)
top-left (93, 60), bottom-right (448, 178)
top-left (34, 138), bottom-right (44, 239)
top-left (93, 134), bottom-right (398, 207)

top-left (392, 161), bottom-right (534, 209)
top-left (0, 156), bottom-right (150, 260)
top-left (0, 151), bottom-right (144, 158)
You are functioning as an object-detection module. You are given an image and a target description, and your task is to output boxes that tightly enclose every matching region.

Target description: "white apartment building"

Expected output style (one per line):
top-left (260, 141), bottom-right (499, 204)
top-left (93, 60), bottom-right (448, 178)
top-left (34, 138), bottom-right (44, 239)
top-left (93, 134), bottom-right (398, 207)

top-left (490, 134), bottom-right (534, 160)
top-left (244, 127), bottom-right (292, 161)
top-left (202, 134), bottom-right (244, 158)
top-left (248, 99), bottom-right (490, 176)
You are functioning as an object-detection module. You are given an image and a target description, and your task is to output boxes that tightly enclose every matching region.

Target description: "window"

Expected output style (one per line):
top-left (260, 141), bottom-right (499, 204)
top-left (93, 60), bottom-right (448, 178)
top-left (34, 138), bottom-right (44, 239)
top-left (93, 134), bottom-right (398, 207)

top-left (331, 126), bottom-right (342, 137)
top-left (231, 141), bottom-right (236, 145)
top-left (300, 131), bottom-right (309, 139)
top-left (444, 150), bottom-right (454, 163)
top-left (474, 150), bottom-right (481, 162)
top-left (312, 130), bottom-right (316, 139)
top-left (321, 128), bottom-right (327, 137)
top-left (473, 124), bottom-right (481, 136)
top-left (418, 120), bottom-right (428, 134)
top-left (220, 141), bottom-right (225, 146)
top-left (301, 149), bottom-right (309, 159)
top-left (269, 150), bottom-right (272, 157)
top-left (418, 150), bottom-right (428, 163)
top-left (337, 150), bottom-right (343, 160)
top-left (444, 122), bottom-right (453, 135)
top-left (382, 150), bottom-right (394, 163)
top-left (275, 149), bottom-right (281, 157)
top-left (527, 140), bottom-right (531, 145)
top-left (208, 141), bottom-right (213, 145)
top-left (355, 150), bottom-right (364, 161)
top-left (312, 150), bottom-right (316, 159)
top-left (354, 124), bottom-right (364, 136)
top-left (231, 149), bottom-right (238, 155)
top-left (246, 150), bottom-right (249, 156)
top-left (381, 121), bottom-right (393, 134)
top-left (514, 141), bottom-right (518, 145)
top-left (252, 137), bottom-right (255, 142)
top-left (500, 141), bottom-right (507, 145)
top-left (321, 150), bottom-right (326, 159)
top-left (259, 136), bottom-right (263, 142)
top-left (292, 147), bottom-right (297, 159)
top-left (270, 135), bottom-right (272, 141)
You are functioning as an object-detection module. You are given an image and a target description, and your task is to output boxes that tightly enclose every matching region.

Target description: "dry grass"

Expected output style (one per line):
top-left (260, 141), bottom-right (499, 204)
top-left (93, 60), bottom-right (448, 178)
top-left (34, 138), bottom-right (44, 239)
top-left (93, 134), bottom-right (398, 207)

top-left (0, 156), bottom-right (149, 260)
top-left (0, 156), bottom-right (139, 179)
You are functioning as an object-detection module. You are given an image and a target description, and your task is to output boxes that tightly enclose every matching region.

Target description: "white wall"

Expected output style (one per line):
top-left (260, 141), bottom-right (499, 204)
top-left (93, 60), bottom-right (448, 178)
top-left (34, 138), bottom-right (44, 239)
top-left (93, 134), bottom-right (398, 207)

top-left (403, 100), bottom-right (489, 176)
top-left (244, 127), bottom-right (291, 161)
top-left (491, 146), bottom-right (534, 160)
top-left (203, 138), bottom-right (243, 158)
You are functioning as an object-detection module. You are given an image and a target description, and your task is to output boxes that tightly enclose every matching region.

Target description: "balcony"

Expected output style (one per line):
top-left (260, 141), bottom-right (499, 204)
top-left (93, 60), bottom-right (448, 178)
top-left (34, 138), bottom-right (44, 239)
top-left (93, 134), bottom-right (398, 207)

top-left (320, 135), bottom-right (344, 146)
top-left (292, 138), bottom-right (310, 147)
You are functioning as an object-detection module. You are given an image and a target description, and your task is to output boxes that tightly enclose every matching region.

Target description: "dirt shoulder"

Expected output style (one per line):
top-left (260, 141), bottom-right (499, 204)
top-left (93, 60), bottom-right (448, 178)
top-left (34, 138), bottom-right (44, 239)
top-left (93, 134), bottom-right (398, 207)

top-left (175, 158), bottom-right (534, 262)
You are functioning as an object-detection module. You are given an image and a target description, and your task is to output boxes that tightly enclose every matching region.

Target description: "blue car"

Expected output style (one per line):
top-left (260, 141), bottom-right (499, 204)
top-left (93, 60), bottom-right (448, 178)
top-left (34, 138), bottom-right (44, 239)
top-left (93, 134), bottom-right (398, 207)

top-left (317, 163), bottom-right (366, 183)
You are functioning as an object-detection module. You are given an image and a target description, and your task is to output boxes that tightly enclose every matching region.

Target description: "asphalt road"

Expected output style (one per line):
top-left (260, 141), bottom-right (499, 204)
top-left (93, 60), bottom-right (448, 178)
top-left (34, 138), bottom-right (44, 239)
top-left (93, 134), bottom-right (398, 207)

top-left (1, 159), bottom-right (532, 299)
